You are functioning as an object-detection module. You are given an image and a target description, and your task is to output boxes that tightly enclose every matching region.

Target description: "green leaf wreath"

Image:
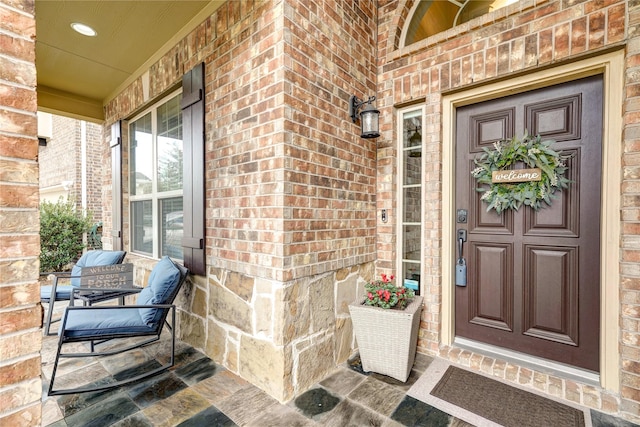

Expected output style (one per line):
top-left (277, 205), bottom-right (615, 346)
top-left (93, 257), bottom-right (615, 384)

top-left (471, 132), bottom-right (572, 214)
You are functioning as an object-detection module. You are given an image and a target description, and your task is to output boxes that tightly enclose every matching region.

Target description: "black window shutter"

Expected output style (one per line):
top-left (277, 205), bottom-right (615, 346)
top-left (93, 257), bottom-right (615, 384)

top-left (181, 62), bottom-right (206, 275)
top-left (110, 121), bottom-right (123, 251)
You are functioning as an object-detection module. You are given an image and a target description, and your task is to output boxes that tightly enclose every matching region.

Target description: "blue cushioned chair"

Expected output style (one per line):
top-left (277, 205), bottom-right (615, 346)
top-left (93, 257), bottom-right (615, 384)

top-left (47, 257), bottom-right (189, 396)
top-left (40, 250), bottom-right (127, 335)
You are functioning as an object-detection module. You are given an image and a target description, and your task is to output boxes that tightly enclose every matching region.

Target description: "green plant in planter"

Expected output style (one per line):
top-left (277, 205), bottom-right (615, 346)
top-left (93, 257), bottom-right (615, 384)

top-left (364, 274), bottom-right (415, 309)
top-left (40, 198), bottom-right (93, 272)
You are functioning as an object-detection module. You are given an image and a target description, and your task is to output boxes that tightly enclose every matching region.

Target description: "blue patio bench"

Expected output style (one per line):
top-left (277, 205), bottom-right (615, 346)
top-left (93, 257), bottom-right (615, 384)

top-left (47, 256), bottom-right (189, 396)
top-left (40, 250), bottom-right (129, 335)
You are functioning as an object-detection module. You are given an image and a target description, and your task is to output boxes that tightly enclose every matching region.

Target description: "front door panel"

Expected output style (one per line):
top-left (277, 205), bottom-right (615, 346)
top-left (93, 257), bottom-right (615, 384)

top-left (455, 75), bottom-right (602, 372)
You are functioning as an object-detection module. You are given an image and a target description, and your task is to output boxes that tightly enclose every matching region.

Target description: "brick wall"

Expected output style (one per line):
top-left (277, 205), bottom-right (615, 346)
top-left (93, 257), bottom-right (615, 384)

top-left (105, 0), bottom-right (377, 283)
top-left (38, 116), bottom-right (77, 192)
top-left (39, 116), bottom-right (103, 222)
top-left (377, 0), bottom-right (637, 421)
top-left (85, 121), bottom-right (103, 221)
top-left (0, 0), bottom-right (41, 425)
top-left (281, 0), bottom-right (378, 280)
top-left (619, 0), bottom-right (640, 416)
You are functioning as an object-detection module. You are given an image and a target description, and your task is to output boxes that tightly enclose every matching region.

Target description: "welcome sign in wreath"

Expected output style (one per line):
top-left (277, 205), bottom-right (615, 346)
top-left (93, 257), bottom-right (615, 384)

top-left (471, 132), bottom-right (571, 214)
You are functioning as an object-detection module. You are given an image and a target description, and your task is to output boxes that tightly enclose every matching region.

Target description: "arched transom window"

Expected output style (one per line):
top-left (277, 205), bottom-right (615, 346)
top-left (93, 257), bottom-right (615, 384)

top-left (404, 0), bottom-right (519, 46)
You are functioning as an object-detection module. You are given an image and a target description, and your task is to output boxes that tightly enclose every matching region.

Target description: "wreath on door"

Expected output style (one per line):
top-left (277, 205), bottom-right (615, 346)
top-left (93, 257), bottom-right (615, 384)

top-left (471, 132), bottom-right (572, 214)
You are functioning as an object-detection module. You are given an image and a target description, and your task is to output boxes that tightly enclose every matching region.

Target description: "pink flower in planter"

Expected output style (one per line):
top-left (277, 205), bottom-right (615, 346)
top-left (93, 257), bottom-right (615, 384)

top-left (363, 274), bottom-right (415, 309)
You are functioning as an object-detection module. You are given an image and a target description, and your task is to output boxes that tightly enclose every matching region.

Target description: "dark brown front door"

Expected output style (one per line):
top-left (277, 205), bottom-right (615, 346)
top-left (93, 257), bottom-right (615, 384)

top-left (455, 75), bottom-right (602, 372)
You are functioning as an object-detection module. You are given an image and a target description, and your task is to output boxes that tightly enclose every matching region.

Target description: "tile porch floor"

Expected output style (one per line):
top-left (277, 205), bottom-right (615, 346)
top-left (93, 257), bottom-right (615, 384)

top-left (42, 328), bottom-right (464, 427)
top-left (41, 303), bottom-right (637, 426)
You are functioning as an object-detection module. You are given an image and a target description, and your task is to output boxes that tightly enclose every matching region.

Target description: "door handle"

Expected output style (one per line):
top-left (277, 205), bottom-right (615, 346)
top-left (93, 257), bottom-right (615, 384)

top-left (456, 229), bottom-right (467, 286)
top-left (457, 229), bottom-right (466, 261)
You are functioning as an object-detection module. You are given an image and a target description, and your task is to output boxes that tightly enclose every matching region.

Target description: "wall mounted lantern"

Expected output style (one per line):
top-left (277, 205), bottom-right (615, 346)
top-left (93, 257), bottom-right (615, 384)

top-left (349, 95), bottom-right (380, 139)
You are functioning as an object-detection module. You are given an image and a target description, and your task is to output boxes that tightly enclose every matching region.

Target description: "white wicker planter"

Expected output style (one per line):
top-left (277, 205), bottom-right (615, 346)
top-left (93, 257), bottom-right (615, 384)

top-left (349, 295), bottom-right (423, 382)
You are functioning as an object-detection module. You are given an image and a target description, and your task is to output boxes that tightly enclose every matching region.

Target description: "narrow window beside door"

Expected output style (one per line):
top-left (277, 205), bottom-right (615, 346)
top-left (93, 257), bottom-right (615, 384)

top-left (398, 107), bottom-right (424, 295)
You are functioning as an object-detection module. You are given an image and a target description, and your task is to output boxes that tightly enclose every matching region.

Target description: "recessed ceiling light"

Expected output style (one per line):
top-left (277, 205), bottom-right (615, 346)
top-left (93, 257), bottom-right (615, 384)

top-left (70, 22), bottom-right (97, 37)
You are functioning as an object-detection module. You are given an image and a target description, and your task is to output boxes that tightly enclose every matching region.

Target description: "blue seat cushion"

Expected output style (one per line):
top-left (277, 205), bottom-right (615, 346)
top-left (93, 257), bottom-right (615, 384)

top-left (137, 257), bottom-right (181, 325)
top-left (41, 285), bottom-right (73, 301)
top-left (62, 308), bottom-right (154, 338)
top-left (70, 250), bottom-right (126, 287)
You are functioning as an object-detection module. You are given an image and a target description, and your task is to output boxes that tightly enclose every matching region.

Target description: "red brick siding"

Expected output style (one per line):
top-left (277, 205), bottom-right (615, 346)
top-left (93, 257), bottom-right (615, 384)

top-left (0, 0), bottom-right (41, 425)
top-left (104, 0), bottom-right (378, 282)
top-left (623, 4), bottom-right (640, 407)
top-left (85, 122), bottom-right (104, 221)
top-left (38, 116), bottom-right (78, 191)
top-left (281, 0), bottom-right (377, 279)
top-left (39, 116), bottom-right (103, 222)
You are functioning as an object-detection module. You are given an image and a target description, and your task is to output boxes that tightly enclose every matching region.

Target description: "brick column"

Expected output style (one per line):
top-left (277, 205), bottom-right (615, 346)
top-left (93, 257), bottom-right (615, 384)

top-left (0, 1), bottom-right (42, 426)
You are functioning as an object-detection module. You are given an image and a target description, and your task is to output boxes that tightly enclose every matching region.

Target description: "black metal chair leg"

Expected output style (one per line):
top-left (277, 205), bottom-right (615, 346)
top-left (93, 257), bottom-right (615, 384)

top-left (44, 300), bottom-right (54, 336)
top-left (49, 307), bottom-right (177, 396)
top-left (47, 337), bottom-right (65, 396)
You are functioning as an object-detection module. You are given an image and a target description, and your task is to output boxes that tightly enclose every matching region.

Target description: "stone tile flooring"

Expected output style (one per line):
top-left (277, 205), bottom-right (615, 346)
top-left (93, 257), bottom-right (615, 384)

top-left (42, 328), bottom-right (470, 427)
top-left (41, 303), bottom-right (639, 427)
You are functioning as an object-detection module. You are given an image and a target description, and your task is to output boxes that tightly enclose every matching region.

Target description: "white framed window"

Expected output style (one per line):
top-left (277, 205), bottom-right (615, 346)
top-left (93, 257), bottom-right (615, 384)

top-left (397, 107), bottom-right (425, 295)
top-left (129, 90), bottom-right (183, 259)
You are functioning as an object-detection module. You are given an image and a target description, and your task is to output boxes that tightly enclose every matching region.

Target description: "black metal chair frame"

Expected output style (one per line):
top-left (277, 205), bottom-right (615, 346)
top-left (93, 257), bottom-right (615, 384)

top-left (47, 261), bottom-right (189, 396)
top-left (41, 251), bottom-right (129, 336)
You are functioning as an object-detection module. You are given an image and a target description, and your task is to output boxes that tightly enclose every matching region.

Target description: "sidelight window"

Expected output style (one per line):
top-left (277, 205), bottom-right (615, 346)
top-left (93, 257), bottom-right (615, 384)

top-left (398, 107), bottom-right (425, 295)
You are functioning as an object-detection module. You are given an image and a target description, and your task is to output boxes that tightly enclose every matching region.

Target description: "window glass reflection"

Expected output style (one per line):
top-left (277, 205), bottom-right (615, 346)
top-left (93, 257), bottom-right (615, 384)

top-left (130, 113), bottom-right (152, 195)
top-left (158, 96), bottom-right (183, 192)
top-left (161, 197), bottom-right (183, 259)
top-left (132, 200), bottom-right (153, 255)
top-left (405, 0), bottom-right (519, 46)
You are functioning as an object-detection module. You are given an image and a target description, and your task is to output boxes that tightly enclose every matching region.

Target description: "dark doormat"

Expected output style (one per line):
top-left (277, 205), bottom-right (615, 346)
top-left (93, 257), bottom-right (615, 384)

top-left (430, 366), bottom-right (585, 427)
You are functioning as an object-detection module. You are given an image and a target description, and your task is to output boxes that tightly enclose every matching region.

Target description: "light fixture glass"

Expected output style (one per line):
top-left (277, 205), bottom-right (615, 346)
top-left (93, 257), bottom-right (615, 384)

top-left (359, 103), bottom-right (380, 139)
top-left (71, 22), bottom-right (97, 37)
top-left (349, 95), bottom-right (380, 139)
